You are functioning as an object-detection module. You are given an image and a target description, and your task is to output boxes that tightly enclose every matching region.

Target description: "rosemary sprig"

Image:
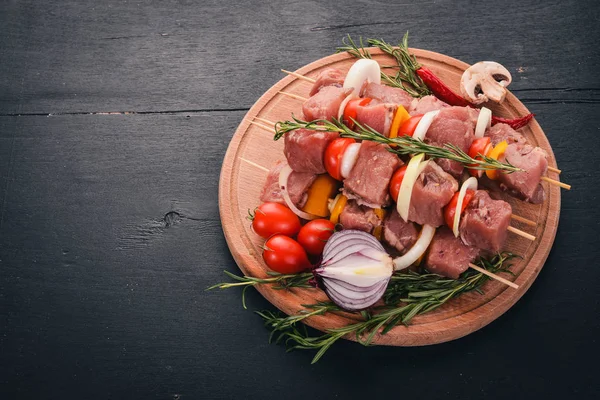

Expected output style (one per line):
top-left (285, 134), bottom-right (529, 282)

top-left (336, 35), bottom-right (410, 90)
top-left (337, 33), bottom-right (430, 97)
top-left (274, 116), bottom-right (520, 173)
top-left (256, 302), bottom-right (340, 342)
top-left (382, 253), bottom-right (518, 323)
top-left (208, 270), bottom-right (313, 309)
top-left (336, 35), bottom-right (373, 60)
top-left (257, 252), bottom-right (518, 363)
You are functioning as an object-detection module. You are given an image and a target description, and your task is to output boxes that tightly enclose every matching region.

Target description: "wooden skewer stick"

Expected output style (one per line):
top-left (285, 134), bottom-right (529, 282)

top-left (279, 91), bottom-right (308, 101)
top-left (252, 116), bottom-right (568, 197)
top-left (248, 120), bottom-right (274, 133)
top-left (239, 157), bottom-right (270, 172)
top-left (242, 156), bottom-right (519, 290)
top-left (510, 214), bottom-right (537, 227)
top-left (541, 176), bottom-right (571, 190)
top-left (242, 148), bottom-right (537, 235)
top-left (468, 263), bottom-right (519, 289)
top-left (278, 93), bottom-right (572, 188)
top-left (507, 226), bottom-right (536, 241)
top-left (254, 117), bottom-right (277, 126)
top-left (281, 69), bottom-right (316, 83)
top-left (278, 91), bottom-right (308, 102)
top-left (280, 72), bottom-right (567, 179)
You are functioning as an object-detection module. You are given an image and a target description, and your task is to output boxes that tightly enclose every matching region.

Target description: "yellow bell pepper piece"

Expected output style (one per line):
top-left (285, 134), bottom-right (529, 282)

top-left (485, 140), bottom-right (509, 180)
top-left (372, 208), bottom-right (388, 241)
top-left (302, 174), bottom-right (340, 217)
top-left (373, 208), bottom-right (386, 219)
top-left (329, 194), bottom-right (348, 224)
top-left (389, 106), bottom-right (411, 139)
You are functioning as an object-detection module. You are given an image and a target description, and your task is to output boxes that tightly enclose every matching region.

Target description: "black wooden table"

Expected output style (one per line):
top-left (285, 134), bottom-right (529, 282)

top-left (2, 1), bottom-right (599, 398)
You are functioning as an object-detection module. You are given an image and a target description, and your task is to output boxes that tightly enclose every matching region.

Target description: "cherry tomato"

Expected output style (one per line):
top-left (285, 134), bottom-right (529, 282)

top-left (443, 190), bottom-right (475, 229)
top-left (297, 219), bottom-right (335, 256)
top-left (389, 165), bottom-right (408, 202)
top-left (324, 138), bottom-right (356, 181)
top-left (262, 235), bottom-right (311, 274)
top-left (398, 115), bottom-right (423, 137)
top-left (342, 98), bottom-right (372, 130)
top-left (250, 202), bottom-right (301, 239)
top-left (467, 137), bottom-right (492, 177)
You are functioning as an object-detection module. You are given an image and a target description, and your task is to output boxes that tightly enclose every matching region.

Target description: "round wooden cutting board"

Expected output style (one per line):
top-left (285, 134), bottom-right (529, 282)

top-left (219, 49), bottom-right (560, 346)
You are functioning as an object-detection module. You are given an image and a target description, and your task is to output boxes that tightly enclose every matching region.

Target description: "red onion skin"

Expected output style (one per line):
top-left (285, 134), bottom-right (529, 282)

top-left (314, 229), bottom-right (392, 311)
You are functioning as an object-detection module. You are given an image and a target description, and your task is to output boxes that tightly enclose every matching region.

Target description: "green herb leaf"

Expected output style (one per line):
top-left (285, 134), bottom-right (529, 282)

top-left (274, 116), bottom-right (520, 173)
top-left (255, 252), bottom-right (518, 363)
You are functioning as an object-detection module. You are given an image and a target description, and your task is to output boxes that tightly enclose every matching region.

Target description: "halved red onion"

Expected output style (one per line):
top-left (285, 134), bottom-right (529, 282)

top-left (278, 165), bottom-right (319, 220)
top-left (315, 229), bottom-right (393, 311)
top-left (340, 142), bottom-right (361, 179)
top-left (323, 229), bottom-right (382, 254)
top-left (324, 279), bottom-right (388, 311)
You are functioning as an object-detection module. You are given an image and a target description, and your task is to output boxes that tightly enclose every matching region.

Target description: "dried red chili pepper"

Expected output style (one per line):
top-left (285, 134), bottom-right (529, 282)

top-left (415, 66), bottom-right (471, 107)
top-left (491, 113), bottom-right (535, 130)
top-left (416, 66), bottom-right (535, 129)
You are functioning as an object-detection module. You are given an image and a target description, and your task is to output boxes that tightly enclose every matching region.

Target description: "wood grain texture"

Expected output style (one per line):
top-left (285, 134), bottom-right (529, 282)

top-left (1, 0), bottom-right (599, 399)
top-left (219, 49), bottom-right (561, 346)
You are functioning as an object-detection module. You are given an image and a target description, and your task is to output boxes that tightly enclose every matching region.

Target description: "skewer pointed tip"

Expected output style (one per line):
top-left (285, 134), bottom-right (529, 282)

top-left (541, 176), bottom-right (571, 190)
top-left (507, 226), bottom-right (536, 241)
top-left (281, 69), bottom-right (316, 83)
top-left (510, 214), bottom-right (537, 227)
top-left (278, 91), bottom-right (308, 102)
top-left (239, 157), bottom-right (270, 173)
top-left (468, 263), bottom-right (519, 289)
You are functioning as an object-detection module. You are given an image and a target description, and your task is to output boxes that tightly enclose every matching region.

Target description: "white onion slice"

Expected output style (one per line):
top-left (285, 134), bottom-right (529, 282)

top-left (340, 142), bottom-right (361, 179)
top-left (393, 224), bottom-right (436, 271)
top-left (343, 59), bottom-right (381, 97)
top-left (278, 164), bottom-right (319, 220)
top-left (337, 92), bottom-right (358, 121)
top-left (412, 110), bottom-right (440, 141)
top-left (396, 154), bottom-right (429, 222)
top-left (475, 107), bottom-right (492, 138)
top-left (452, 176), bottom-right (478, 237)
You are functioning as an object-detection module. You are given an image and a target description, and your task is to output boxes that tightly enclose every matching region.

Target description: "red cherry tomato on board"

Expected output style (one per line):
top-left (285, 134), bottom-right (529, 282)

top-left (343, 97), bottom-right (372, 130)
top-left (467, 137), bottom-right (492, 177)
top-left (297, 219), bottom-right (335, 256)
top-left (262, 235), bottom-right (311, 274)
top-left (389, 165), bottom-right (408, 202)
top-left (398, 115), bottom-right (423, 137)
top-left (324, 138), bottom-right (356, 181)
top-left (250, 202), bottom-right (301, 239)
top-left (443, 190), bottom-right (475, 229)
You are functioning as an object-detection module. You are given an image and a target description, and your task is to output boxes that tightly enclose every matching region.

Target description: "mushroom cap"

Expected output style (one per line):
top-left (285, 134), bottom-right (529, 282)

top-left (460, 61), bottom-right (512, 105)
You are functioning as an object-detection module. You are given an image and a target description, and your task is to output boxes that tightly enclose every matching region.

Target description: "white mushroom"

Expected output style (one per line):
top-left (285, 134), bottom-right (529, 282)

top-left (460, 61), bottom-right (512, 105)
